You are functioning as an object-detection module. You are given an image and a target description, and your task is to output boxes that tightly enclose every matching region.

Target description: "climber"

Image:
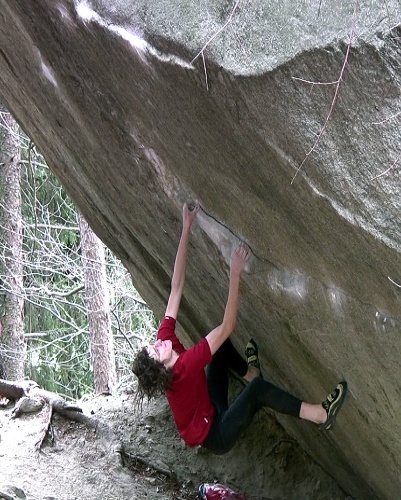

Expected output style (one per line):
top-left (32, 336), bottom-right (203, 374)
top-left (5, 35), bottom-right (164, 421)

top-left (132, 202), bottom-right (347, 455)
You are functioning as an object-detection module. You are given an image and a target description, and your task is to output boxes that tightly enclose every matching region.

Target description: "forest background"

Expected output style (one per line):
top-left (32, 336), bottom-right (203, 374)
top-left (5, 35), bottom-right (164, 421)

top-left (0, 107), bottom-right (155, 399)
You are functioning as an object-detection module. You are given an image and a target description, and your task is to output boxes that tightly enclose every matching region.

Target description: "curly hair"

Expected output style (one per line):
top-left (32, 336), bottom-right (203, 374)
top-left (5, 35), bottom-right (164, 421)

top-left (131, 347), bottom-right (173, 407)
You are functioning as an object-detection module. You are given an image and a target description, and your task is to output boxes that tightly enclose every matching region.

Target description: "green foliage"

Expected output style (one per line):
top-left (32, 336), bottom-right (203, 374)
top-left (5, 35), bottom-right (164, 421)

top-left (11, 132), bottom-right (157, 400)
top-left (107, 250), bottom-right (157, 385)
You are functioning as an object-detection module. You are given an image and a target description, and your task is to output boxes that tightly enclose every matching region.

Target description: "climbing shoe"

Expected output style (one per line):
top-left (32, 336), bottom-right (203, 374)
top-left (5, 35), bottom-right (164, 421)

top-left (319, 381), bottom-right (348, 430)
top-left (245, 338), bottom-right (261, 371)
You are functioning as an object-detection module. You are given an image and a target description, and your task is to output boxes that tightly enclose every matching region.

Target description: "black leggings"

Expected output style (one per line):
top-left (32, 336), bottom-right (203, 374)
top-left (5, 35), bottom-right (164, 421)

top-left (202, 340), bottom-right (302, 455)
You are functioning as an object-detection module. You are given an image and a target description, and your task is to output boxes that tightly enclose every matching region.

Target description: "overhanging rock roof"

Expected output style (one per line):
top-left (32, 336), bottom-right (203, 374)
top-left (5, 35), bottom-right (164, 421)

top-left (1, 1), bottom-right (401, 498)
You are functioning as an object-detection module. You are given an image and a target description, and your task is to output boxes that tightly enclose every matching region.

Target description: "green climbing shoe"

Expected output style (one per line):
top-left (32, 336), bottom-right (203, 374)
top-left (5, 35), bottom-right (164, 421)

top-left (319, 381), bottom-right (348, 431)
top-left (245, 338), bottom-right (261, 371)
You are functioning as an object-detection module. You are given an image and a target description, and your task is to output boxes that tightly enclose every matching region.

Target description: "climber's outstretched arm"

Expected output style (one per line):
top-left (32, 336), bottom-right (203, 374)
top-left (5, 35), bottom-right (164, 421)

top-left (206, 242), bottom-right (250, 355)
top-left (164, 202), bottom-right (200, 320)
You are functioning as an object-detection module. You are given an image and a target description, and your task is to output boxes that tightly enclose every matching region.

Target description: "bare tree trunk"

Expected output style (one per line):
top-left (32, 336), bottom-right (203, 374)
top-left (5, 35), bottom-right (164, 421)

top-left (79, 213), bottom-right (116, 393)
top-left (0, 111), bottom-right (25, 379)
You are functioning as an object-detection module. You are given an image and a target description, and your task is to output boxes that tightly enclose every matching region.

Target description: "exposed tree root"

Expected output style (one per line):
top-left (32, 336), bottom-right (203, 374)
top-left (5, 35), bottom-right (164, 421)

top-left (0, 378), bottom-right (123, 467)
top-left (123, 451), bottom-right (174, 478)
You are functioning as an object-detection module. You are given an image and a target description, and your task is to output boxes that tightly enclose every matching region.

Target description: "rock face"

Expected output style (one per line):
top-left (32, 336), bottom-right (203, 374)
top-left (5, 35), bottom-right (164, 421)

top-left (1, 1), bottom-right (401, 498)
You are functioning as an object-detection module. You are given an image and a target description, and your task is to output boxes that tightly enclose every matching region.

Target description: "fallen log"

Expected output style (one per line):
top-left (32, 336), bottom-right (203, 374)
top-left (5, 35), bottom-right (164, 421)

top-left (0, 378), bottom-right (123, 466)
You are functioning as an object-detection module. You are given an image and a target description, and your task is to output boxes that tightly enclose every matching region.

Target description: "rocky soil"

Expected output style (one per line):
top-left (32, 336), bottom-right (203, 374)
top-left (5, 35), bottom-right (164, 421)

top-left (0, 377), bottom-right (352, 500)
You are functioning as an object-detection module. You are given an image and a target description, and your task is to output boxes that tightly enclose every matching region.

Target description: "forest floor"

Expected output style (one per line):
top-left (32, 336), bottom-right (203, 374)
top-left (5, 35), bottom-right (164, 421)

top-left (0, 381), bottom-right (350, 500)
top-left (0, 393), bottom-right (198, 500)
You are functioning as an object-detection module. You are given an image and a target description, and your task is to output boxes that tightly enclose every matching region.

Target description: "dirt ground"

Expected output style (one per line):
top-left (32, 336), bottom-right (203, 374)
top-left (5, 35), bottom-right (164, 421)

top-left (0, 380), bottom-right (351, 500)
top-left (0, 394), bottom-right (197, 500)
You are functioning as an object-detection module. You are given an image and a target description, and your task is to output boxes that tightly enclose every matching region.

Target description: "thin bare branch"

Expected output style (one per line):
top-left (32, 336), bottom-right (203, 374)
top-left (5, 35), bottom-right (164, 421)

top-left (24, 223), bottom-right (80, 231)
top-left (291, 77), bottom-right (340, 86)
top-left (202, 52), bottom-right (209, 91)
top-left (111, 308), bottom-right (136, 353)
top-left (372, 110), bottom-right (401, 125)
top-left (371, 152), bottom-right (401, 180)
top-left (40, 284), bottom-right (85, 299)
top-left (191, 0), bottom-right (240, 64)
top-left (291, 0), bottom-right (359, 184)
top-left (388, 276), bottom-right (401, 288)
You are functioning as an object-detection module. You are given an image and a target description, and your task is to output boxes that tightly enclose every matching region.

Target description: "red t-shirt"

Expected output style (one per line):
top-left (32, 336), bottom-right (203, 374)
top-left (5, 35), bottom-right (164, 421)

top-left (157, 316), bottom-right (214, 447)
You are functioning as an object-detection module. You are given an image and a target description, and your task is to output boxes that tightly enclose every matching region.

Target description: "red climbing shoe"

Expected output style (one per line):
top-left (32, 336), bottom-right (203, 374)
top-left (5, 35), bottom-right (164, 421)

top-left (198, 482), bottom-right (247, 499)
